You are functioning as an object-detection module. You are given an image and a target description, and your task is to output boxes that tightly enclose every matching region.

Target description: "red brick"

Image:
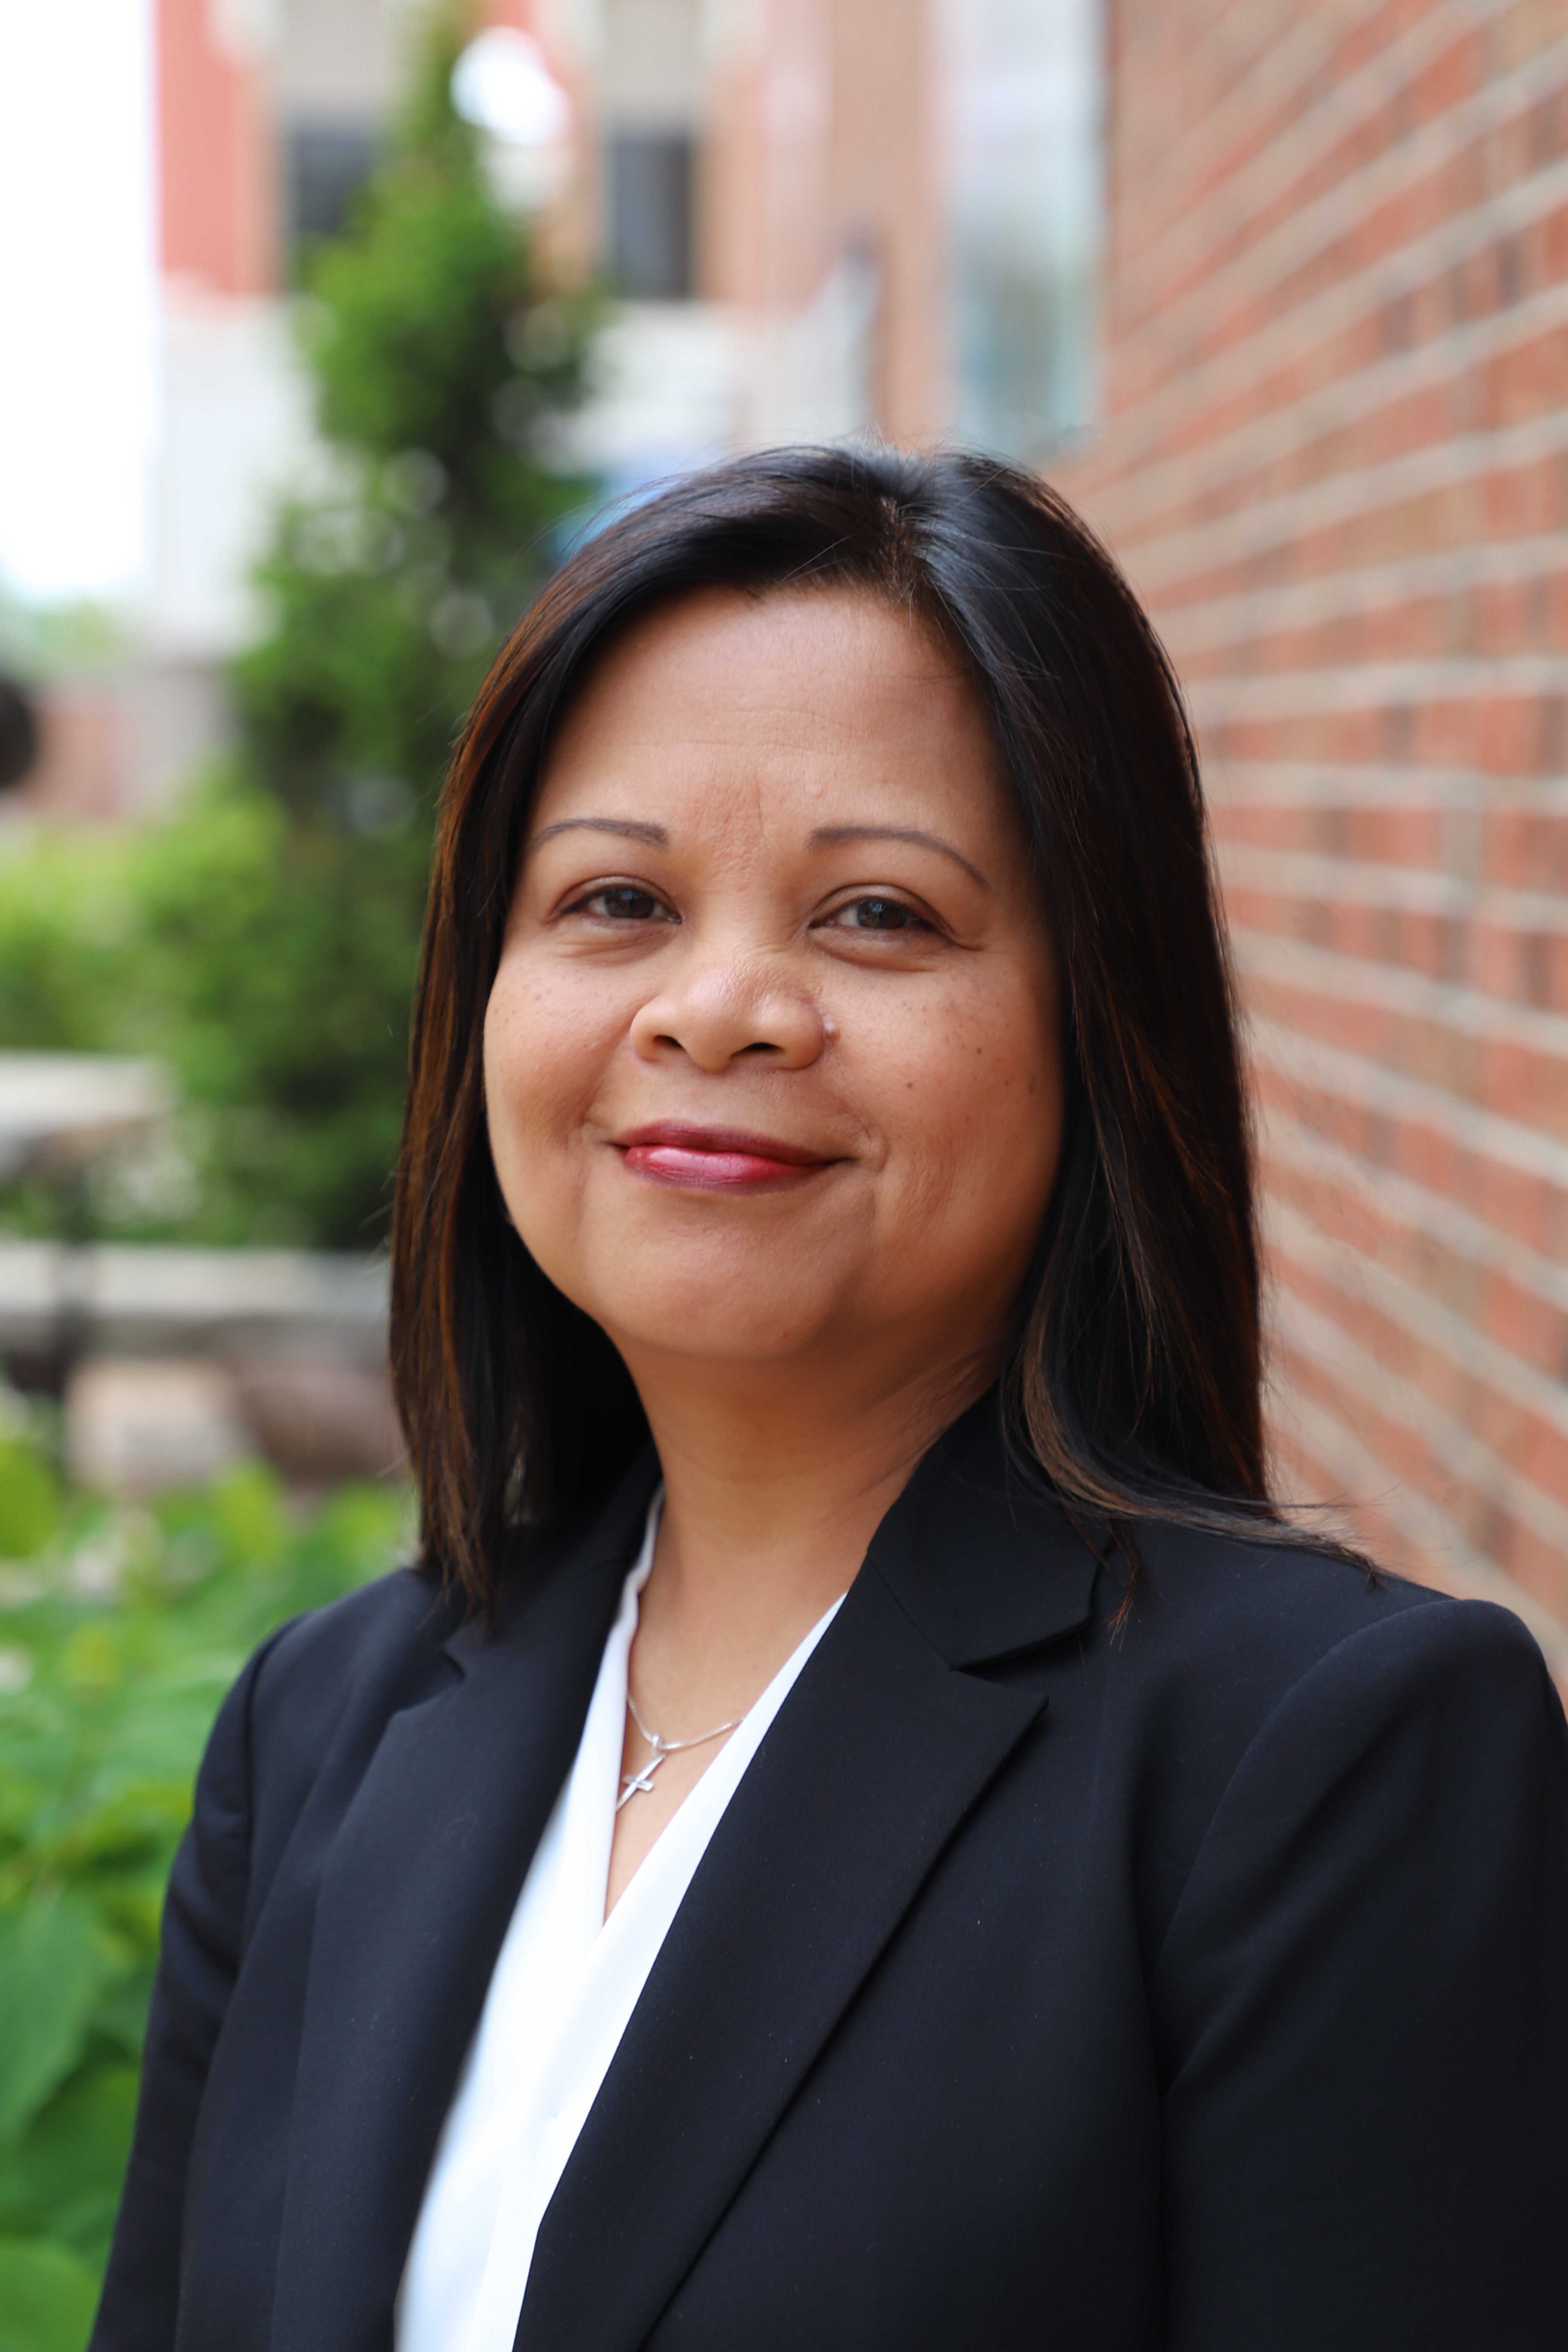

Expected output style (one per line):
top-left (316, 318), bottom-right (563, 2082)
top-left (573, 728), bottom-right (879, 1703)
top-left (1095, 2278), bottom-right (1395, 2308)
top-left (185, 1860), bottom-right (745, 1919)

top-left (1058, 0), bottom-right (1568, 1634)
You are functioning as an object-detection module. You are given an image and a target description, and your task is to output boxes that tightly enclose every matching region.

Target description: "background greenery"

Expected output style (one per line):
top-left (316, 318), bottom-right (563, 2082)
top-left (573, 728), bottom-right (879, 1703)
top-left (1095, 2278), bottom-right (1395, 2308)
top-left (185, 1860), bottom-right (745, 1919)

top-left (0, 1407), bottom-right (411, 2352)
top-left (0, 8), bottom-right (598, 2341)
top-left (0, 0), bottom-right (596, 1249)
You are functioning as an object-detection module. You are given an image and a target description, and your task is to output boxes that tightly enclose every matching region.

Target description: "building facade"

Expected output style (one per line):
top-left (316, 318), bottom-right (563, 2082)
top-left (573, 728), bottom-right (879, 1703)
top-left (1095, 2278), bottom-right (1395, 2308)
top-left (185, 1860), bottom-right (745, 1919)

top-left (24, 0), bottom-right (1568, 1677)
top-left (683, 0), bottom-right (1568, 1675)
top-left (1055, 0), bottom-right (1568, 1676)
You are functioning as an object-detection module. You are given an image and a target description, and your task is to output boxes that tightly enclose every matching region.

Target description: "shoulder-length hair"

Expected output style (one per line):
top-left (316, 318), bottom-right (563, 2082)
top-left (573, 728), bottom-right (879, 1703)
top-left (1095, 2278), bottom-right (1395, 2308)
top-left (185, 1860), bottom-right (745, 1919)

top-left (391, 445), bottom-right (1278, 1609)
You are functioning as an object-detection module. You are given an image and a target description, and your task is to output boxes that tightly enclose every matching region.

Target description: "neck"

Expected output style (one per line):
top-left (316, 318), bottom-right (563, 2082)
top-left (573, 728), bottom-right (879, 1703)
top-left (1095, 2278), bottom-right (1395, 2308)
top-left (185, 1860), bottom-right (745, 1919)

top-left (621, 1344), bottom-right (997, 1640)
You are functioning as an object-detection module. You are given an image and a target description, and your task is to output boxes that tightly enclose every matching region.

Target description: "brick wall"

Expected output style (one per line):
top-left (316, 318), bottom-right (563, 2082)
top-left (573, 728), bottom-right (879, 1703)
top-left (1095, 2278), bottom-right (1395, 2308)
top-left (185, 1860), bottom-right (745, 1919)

top-left (1056, 0), bottom-right (1568, 1676)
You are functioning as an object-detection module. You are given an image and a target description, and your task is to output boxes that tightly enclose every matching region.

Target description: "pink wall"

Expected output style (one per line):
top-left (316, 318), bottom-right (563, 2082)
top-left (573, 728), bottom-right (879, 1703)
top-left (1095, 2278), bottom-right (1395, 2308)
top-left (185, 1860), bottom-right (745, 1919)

top-left (156, 0), bottom-right (277, 296)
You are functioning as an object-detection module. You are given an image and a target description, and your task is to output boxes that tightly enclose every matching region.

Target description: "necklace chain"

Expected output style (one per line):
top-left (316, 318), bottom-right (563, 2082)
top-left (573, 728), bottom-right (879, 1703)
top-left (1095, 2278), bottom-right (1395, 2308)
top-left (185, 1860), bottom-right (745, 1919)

top-left (617, 1689), bottom-right (744, 1810)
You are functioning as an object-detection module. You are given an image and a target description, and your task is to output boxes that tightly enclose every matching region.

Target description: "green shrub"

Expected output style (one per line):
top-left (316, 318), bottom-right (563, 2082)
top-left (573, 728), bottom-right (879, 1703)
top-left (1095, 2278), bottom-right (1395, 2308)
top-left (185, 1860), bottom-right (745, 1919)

top-left (0, 1409), bottom-right (411, 2346)
top-left (0, 788), bottom-right (424, 1247)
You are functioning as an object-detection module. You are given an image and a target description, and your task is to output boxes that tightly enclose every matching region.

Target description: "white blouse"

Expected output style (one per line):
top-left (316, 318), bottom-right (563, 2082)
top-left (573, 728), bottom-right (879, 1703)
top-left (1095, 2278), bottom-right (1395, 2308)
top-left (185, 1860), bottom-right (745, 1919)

top-left (395, 1495), bottom-right (844, 2352)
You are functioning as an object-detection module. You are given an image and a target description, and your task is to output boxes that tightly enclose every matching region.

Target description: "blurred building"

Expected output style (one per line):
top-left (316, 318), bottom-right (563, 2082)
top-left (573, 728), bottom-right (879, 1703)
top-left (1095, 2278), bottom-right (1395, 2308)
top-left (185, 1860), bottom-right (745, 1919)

top-left (11, 0), bottom-right (396, 818)
top-left (145, 0), bottom-right (401, 764)
top-left (578, 0), bottom-right (1568, 1673)
top-left (561, 0), bottom-right (1099, 465)
top-left (1054, 1), bottom-right (1568, 1674)
top-left (594, 0), bottom-right (1568, 1673)
top-left (15, 0), bottom-right (1099, 818)
top-left (18, 0), bottom-right (1568, 1671)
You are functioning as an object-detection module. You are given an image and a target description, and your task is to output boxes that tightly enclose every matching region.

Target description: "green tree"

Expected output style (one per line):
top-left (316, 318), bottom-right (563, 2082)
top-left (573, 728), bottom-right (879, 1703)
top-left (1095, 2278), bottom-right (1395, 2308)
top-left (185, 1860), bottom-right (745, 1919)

top-left (0, 3), bottom-right (596, 1252)
top-left (234, 2), bottom-right (594, 843)
top-left (212, 0), bottom-right (594, 1245)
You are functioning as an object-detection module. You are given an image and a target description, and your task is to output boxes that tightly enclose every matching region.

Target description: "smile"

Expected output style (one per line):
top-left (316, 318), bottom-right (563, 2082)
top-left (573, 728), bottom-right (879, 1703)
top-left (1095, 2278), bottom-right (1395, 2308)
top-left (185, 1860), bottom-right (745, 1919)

top-left (614, 1123), bottom-right (838, 1193)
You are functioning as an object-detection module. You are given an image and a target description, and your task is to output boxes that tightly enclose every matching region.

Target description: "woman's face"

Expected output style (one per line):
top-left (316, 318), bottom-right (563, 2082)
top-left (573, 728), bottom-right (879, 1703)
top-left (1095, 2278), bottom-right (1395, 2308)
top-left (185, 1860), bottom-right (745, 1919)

top-left (484, 587), bottom-right (1063, 1403)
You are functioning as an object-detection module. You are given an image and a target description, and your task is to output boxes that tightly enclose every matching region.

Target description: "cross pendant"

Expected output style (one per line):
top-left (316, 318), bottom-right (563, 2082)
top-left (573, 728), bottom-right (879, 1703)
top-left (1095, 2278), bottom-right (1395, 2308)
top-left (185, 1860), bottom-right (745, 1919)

top-left (616, 1740), bottom-right (668, 1811)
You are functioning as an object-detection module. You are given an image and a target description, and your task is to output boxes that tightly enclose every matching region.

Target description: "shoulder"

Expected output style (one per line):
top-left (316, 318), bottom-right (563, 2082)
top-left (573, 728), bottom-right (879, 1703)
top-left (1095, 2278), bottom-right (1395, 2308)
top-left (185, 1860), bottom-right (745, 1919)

top-left (241, 1493), bottom-right (618, 1756)
top-left (1130, 1514), bottom-right (1438, 1666)
top-left (250, 1563), bottom-right (461, 1739)
top-left (1072, 1519), bottom-right (1566, 1965)
top-left (185, 1567), bottom-right (461, 1900)
top-left (1110, 1515), bottom-right (1534, 1740)
top-left (1144, 1547), bottom-right (1568, 2102)
top-left (1147, 1527), bottom-right (1566, 1822)
top-left (1180, 1573), bottom-right (1564, 1895)
top-left (213, 1511), bottom-right (596, 1860)
top-left (1120, 1540), bottom-right (1568, 2346)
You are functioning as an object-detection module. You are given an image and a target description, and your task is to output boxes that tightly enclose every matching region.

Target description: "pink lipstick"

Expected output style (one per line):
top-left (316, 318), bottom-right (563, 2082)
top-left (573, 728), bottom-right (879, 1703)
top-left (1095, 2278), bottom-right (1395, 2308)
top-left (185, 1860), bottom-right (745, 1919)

top-left (616, 1122), bottom-right (836, 1193)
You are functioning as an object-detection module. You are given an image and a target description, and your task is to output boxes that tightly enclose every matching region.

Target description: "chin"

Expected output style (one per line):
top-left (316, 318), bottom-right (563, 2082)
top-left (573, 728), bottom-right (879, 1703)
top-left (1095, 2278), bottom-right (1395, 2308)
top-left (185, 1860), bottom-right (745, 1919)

top-left (610, 1283), bottom-right (839, 1366)
top-left (622, 1322), bottom-right (825, 1370)
top-left (516, 1170), bottom-right (881, 1361)
top-left (562, 1247), bottom-right (844, 1367)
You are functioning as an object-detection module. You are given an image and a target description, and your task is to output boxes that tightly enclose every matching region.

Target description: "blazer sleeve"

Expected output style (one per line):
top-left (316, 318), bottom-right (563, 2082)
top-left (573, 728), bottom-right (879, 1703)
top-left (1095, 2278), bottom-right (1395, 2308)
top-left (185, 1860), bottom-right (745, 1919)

top-left (88, 1627), bottom-right (285, 2352)
top-left (1154, 1594), bottom-right (1568, 2352)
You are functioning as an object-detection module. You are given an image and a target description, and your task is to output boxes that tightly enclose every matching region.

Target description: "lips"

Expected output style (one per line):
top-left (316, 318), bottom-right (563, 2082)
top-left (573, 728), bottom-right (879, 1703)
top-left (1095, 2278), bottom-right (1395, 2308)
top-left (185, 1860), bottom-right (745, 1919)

top-left (615, 1122), bottom-right (836, 1193)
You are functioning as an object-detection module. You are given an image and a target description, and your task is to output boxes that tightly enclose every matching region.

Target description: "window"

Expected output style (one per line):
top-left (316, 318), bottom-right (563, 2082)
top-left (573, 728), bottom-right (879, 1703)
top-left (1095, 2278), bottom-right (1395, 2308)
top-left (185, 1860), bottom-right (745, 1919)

top-left (606, 130), bottom-right (695, 300)
top-left (285, 120), bottom-right (380, 248)
top-left (939, 0), bottom-right (1102, 458)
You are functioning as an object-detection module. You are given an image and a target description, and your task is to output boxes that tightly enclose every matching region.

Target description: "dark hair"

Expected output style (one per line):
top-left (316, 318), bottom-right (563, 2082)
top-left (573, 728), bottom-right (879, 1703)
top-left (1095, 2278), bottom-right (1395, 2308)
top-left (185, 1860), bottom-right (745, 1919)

top-left (392, 445), bottom-right (1283, 1609)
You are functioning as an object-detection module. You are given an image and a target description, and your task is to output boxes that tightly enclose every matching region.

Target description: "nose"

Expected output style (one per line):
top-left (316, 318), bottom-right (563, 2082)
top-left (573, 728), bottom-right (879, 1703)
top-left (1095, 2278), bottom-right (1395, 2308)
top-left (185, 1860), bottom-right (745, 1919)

top-left (628, 945), bottom-right (827, 1073)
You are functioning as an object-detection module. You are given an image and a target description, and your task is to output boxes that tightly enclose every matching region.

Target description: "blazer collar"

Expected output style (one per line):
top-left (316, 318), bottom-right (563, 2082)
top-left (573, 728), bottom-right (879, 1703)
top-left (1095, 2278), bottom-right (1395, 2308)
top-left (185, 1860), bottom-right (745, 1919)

top-left (268, 1398), bottom-right (1099, 2352)
top-left (517, 1393), bottom-right (1100, 2352)
top-left (866, 1387), bottom-right (1103, 1666)
top-left (269, 1449), bottom-right (660, 2352)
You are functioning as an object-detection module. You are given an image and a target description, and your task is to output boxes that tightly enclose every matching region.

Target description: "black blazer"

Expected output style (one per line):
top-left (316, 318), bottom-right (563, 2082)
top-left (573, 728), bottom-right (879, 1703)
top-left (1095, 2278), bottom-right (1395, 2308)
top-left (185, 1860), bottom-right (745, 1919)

top-left (92, 1402), bottom-right (1568, 2352)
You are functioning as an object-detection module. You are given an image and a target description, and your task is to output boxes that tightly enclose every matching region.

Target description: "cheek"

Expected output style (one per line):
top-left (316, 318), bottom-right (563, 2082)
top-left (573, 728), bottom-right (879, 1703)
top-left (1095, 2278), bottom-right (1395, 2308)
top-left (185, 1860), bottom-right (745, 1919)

top-left (871, 972), bottom-right (1060, 1225)
top-left (482, 957), bottom-right (621, 1188)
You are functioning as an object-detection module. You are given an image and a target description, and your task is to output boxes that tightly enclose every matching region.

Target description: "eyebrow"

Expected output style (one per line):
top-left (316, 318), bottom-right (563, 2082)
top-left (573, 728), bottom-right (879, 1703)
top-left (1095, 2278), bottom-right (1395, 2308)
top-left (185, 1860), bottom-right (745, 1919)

top-left (527, 817), bottom-right (669, 851)
top-left (809, 825), bottom-right (990, 889)
top-left (526, 814), bottom-right (989, 891)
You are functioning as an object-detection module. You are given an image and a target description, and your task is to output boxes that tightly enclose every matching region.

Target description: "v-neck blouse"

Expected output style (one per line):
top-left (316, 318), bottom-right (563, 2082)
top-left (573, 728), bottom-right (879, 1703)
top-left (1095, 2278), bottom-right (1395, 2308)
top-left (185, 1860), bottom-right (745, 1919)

top-left (394, 1495), bottom-right (844, 2352)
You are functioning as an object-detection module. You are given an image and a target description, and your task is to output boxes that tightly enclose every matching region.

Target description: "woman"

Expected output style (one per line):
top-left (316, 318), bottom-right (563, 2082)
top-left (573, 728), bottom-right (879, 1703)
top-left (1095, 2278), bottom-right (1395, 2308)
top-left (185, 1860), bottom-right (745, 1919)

top-left (93, 450), bottom-right (1568, 2352)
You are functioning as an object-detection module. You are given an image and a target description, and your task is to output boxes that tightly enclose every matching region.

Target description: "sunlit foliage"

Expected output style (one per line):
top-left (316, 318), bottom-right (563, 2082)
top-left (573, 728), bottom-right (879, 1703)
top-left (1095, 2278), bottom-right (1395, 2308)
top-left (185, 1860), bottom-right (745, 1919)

top-left (0, 1405), bottom-right (410, 2346)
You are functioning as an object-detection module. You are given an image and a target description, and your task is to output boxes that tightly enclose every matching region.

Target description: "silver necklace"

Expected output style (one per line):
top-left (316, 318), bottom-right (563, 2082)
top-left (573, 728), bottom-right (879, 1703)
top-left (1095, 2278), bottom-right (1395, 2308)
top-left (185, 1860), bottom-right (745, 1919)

top-left (617, 1689), bottom-right (744, 1811)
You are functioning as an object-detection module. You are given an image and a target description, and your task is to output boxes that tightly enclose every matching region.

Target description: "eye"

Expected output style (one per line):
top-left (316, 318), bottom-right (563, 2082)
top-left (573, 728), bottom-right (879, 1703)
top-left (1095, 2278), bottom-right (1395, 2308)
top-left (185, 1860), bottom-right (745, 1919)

top-left (569, 884), bottom-right (675, 922)
top-left (821, 895), bottom-right (931, 934)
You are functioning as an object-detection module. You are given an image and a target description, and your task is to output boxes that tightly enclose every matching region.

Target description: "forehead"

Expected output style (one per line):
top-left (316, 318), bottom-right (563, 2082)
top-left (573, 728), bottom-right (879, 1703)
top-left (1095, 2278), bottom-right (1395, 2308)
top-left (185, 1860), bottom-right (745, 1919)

top-left (531, 586), bottom-right (1003, 837)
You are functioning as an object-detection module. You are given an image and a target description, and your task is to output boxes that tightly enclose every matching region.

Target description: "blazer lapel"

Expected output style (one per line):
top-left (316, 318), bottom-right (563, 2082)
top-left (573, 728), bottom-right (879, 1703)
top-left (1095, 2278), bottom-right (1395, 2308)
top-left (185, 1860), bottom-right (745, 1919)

top-left (269, 1455), bottom-right (660, 2352)
top-left (517, 1400), bottom-right (1099, 2352)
